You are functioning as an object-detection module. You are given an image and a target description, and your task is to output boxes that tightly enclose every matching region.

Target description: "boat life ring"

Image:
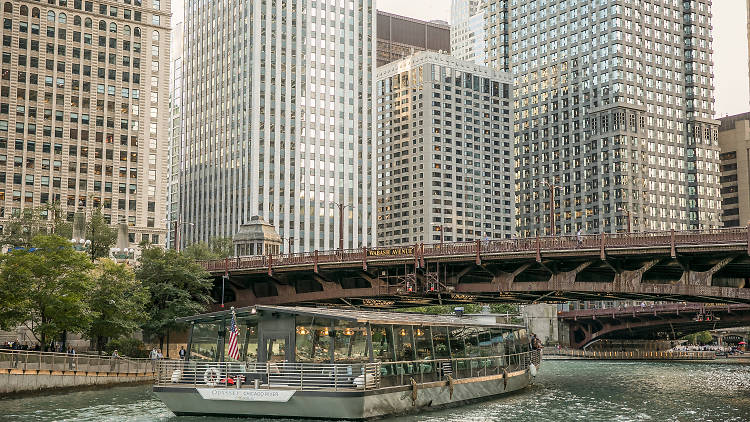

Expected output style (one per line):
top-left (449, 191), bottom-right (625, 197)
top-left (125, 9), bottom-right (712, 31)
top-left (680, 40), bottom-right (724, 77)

top-left (203, 367), bottom-right (222, 386)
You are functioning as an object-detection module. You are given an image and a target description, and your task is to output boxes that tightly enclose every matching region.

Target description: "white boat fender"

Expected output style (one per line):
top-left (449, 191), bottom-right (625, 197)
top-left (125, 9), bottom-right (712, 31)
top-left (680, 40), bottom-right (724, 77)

top-left (170, 369), bottom-right (182, 383)
top-left (203, 367), bottom-right (221, 387)
top-left (530, 363), bottom-right (538, 377)
top-left (353, 374), bottom-right (376, 389)
top-left (502, 368), bottom-right (508, 390)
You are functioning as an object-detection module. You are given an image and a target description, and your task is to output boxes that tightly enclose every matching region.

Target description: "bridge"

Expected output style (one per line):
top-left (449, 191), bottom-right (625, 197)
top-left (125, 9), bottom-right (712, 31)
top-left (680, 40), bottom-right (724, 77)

top-left (201, 227), bottom-right (750, 309)
top-left (558, 303), bottom-right (750, 349)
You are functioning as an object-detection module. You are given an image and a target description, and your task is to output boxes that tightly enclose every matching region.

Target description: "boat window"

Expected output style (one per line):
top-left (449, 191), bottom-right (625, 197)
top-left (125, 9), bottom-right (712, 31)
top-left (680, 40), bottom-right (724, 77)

top-left (504, 331), bottom-right (517, 355)
top-left (295, 316), bottom-right (315, 362)
top-left (333, 320), bottom-right (368, 363)
top-left (310, 317), bottom-right (334, 363)
top-left (517, 328), bottom-right (529, 352)
top-left (190, 322), bottom-right (221, 361)
top-left (394, 325), bottom-right (415, 361)
top-left (266, 337), bottom-right (286, 362)
top-left (465, 329), bottom-right (481, 357)
top-left (371, 324), bottom-right (394, 362)
top-left (490, 328), bottom-right (505, 356)
top-left (478, 328), bottom-right (493, 357)
top-left (448, 327), bottom-right (467, 358)
top-left (414, 326), bottom-right (432, 360)
top-left (241, 319), bottom-right (259, 361)
top-left (432, 326), bottom-right (451, 359)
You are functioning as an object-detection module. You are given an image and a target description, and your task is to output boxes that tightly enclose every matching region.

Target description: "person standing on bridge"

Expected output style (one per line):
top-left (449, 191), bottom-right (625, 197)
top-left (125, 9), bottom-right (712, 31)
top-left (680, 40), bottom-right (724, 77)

top-left (576, 229), bottom-right (583, 247)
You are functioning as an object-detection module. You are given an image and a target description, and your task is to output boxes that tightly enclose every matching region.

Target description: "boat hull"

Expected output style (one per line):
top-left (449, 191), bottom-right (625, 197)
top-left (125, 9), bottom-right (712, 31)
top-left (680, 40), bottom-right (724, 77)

top-left (154, 368), bottom-right (532, 419)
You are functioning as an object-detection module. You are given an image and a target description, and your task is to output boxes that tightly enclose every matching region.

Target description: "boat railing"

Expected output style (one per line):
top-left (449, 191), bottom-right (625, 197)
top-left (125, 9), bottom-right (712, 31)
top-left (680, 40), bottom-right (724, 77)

top-left (0, 349), bottom-right (154, 374)
top-left (154, 350), bottom-right (535, 391)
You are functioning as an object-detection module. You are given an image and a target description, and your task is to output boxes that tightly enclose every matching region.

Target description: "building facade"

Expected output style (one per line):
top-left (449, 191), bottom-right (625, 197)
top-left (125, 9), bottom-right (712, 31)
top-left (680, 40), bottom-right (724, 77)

top-left (166, 19), bottom-right (182, 249)
top-left (376, 11), bottom-right (450, 67)
top-left (450, 0), bottom-right (486, 65)
top-left (179, 0), bottom-right (376, 253)
top-left (489, 0), bottom-right (721, 236)
top-left (718, 113), bottom-right (750, 227)
top-left (376, 51), bottom-right (514, 246)
top-left (0, 0), bottom-right (170, 245)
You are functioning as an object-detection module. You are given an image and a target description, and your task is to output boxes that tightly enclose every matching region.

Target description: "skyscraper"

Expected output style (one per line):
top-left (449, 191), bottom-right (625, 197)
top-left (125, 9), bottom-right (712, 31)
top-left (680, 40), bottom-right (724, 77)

top-left (167, 18), bottom-right (182, 249)
top-left (376, 51), bottom-right (514, 245)
top-left (0, 0), bottom-right (171, 246)
top-left (718, 113), bottom-right (750, 228)
top-left (179, 0), bottom-right (376, 253)
top-left (450, 0), bottom-right (486, 65)
top-left (376, 11), bottom-right (450, 67)
top-left (485, 0), bottom-right (721, 235)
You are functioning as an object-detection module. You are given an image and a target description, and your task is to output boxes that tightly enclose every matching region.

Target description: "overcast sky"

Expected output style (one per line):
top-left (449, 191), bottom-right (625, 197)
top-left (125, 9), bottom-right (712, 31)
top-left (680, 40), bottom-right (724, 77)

top-left (376, 0), bottom-right (750, 117)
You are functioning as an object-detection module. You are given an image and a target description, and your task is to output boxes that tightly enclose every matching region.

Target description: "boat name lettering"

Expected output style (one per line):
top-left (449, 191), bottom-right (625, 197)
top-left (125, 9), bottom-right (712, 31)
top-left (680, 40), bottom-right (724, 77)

top-left (368, 247), bottom-right (414, 256)
top-left (196, 388), bottom-right (295, 402)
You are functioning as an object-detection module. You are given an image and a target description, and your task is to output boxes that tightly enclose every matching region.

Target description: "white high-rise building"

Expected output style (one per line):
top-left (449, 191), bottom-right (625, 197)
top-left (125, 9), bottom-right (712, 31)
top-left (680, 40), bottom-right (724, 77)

top-left (450, 0), bottom-right (486, 65)
top-left (179, 0), bottom-right (377, 253)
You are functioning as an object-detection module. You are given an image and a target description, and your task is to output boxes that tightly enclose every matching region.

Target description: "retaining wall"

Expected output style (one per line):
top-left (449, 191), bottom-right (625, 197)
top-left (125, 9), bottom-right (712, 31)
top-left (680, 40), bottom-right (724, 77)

top-left (0, 368), bottom-right (155, 395)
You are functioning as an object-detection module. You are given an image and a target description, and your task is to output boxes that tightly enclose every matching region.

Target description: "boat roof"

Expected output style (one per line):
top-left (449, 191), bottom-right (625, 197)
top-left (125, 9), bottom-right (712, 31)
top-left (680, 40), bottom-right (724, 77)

top-left (176, 305), bottom-right (524, 329)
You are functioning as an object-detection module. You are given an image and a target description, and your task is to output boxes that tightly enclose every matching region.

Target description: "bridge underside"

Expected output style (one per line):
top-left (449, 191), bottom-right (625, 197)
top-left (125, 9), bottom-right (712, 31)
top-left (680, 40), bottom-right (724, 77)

top-left (210, 246), bottom-right (750, 309)
top-left (561, 308), bottom-right (750, 349)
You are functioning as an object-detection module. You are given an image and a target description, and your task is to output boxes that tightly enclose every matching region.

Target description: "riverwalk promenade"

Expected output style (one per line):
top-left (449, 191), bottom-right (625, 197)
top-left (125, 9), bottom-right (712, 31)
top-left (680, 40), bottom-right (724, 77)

top-left (0, 350), bottom-right (155, 395)
top-left (543, 347), bottom-right (717, 361)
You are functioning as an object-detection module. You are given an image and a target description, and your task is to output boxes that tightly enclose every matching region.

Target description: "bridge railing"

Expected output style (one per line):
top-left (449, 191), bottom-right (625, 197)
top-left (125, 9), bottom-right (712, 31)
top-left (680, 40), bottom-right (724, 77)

top-left (0, 349), bottom-right (154, 373)
top-left (544, 347), bottom-right (716, 360)
top-left (199, 227), bottom-right (749, 272)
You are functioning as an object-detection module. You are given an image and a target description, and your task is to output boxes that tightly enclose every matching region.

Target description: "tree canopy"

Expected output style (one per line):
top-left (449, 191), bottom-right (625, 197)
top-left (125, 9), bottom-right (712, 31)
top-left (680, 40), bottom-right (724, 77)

top-left (0, 235), bottom-right (95, 349)
top-left (86, 208), bottom-right (117, 261)
top-left (136, 245), bottom-right (213, 347)
top-left (1, 203), bottom-right (71, 249)
top-left (87, 259), bottom-right (149, 352)
top-left (183, 236), bottom-right (234, 260)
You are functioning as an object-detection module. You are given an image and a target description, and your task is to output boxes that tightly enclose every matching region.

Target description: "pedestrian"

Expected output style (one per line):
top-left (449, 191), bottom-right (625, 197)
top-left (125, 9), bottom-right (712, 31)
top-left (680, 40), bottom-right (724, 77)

top-left (157, 349), bottom-right (163, 359)
top-left (179, 346), bottom-right (186, 360)
top-left (576, 229), bottom-right (583, 247)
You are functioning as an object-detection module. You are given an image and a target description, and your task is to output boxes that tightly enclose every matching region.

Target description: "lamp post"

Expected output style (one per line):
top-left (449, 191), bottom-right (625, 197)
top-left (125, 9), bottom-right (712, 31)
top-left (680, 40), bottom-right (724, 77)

top-left (618, 207), bottom-right (632, 234)
top-left (111, 247), bottom-right (135, 260)
top-left (543, 179), bottom-right (561, 236)
top-left (331, 201), bottom-right (352, 252)
top-left (166, 219), bottom-right (194, 252)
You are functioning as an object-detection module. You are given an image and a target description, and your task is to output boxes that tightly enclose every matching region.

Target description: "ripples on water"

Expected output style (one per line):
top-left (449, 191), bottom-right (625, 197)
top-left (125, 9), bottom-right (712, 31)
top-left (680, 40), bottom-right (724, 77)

top-left (1, 361), bottom-right (749, 422)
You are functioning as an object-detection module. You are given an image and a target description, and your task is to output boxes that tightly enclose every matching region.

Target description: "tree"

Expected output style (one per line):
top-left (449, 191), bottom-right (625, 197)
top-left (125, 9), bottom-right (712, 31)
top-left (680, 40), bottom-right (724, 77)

top-left (86, 208), bottom-right (117, 261)
top-left (183, 237), bottom-right (234, 260)
top-left (136, 246), bottom-right (213, 350)
top-left (0, 235), bottom-right (94, 350)
top-left (696, 331), bottom-right (713, 345)
top-left (182, 241), bottom-right (216, 261)
top-left (87, 259), bottom-right (149, 352)
top-left (209, 237), bottom-right (233, 258)
top-left (1, 203), bottom-right (71, 249)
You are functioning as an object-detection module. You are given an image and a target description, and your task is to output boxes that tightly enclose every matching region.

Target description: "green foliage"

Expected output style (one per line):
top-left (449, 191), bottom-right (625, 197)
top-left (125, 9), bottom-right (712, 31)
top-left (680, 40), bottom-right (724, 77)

top-left (136, 245), bottom-right (213, 344)
top-left (87, 208), bottom-right (117, 261)
top-left (208, 237), bottom-right (233, 258)
top-left (683, 330), bottom-right (714, 345)
top-left (1, 203), bottom-right (70, 249)
top-left (182, 241), bottom-right (216, 261)
top-left (183, 237), bottom-right (234, 260)
top-left (0, 235), bottom-right (95, 349)
top-left (87, 259), bottom-right (149, 351)
top-left (104, 337), bottom-right (148, 358)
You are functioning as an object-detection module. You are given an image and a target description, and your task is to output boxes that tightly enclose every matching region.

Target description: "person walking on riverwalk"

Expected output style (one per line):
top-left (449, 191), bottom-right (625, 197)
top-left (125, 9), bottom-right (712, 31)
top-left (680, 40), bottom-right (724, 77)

top-left (111, 349), bottom-right (121, 372)
top-left (179, 346), bottom-right (186, 360)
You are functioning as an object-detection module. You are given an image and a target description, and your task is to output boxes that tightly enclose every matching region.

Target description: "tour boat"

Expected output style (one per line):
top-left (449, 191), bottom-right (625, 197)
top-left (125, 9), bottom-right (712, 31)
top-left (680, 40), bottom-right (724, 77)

top-left (153, 305), bottom-right (542, 419)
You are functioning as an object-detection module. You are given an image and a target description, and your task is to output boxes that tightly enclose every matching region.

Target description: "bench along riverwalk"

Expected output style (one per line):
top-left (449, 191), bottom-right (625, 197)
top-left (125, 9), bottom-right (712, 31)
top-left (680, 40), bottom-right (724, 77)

top-left (0, 349), bottom-right (155, 395)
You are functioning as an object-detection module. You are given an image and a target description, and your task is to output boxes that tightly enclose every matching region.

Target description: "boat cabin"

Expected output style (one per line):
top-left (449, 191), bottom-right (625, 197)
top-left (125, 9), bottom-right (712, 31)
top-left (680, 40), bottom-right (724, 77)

top-left (181, 305), bottom-right (530, 368)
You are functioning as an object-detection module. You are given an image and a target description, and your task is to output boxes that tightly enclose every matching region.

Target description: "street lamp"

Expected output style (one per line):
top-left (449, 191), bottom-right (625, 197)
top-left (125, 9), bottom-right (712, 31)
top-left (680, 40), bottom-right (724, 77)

top-left (617, 207), bottom-right (632, 234)
top-left (331, 201), bottom-right (352, 251)
top-left (111, 247), bottom-right (135, 260)
top-left (542, 179), bottom-right (562, 236)
top-left (165, 219), bottom-right (194, 252)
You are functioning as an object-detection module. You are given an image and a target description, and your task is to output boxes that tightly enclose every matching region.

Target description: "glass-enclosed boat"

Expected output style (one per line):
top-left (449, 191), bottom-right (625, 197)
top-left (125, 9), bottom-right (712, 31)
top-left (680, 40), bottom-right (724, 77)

top-left (153, 305), bottom-right (542, 419)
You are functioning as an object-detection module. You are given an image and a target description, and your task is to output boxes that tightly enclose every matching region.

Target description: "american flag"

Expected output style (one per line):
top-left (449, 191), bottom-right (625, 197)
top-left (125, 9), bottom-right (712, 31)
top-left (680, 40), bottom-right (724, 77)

top-left (227, 307), bottom-right (240, 360)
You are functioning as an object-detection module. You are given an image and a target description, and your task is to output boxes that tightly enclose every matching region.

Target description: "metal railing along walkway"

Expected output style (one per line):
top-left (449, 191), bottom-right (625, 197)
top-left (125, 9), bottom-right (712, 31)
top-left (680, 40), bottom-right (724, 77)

top-left (0, 349), bottom-right (154, 374)
top-left (543, 347), bottom-right (715, 360)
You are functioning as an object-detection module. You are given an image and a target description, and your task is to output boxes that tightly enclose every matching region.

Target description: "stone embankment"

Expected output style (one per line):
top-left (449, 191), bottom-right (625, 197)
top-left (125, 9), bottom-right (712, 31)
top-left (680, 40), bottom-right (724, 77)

top-left (1, 350), bottom-right (155, 395)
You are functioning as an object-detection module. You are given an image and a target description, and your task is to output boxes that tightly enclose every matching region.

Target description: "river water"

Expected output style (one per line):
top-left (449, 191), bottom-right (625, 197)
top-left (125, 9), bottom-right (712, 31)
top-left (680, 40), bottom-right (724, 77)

top-left (1, 360), bottom-right (749, 421)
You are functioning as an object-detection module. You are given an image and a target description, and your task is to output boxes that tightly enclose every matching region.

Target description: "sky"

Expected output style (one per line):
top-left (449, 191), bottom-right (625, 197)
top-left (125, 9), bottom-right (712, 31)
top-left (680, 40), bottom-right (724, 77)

top-left (376, 0), bottom-right (750, 117)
